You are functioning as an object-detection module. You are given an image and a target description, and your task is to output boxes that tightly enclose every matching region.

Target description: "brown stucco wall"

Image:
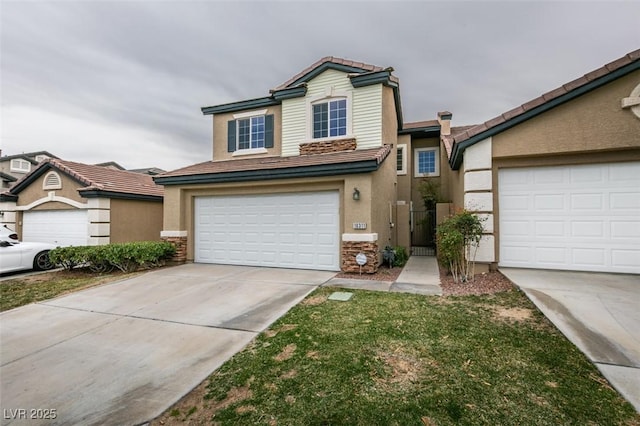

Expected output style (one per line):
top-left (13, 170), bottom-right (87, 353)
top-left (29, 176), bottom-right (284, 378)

top-left (16, 171), bottom-right (85, 207)
top-left (396, 134), bottom-right (412, 202)
top-left (212, 105), bottom-right (283, 161)
top-left (370, 151), bottom-right (397, 251)
top-left (110, 199), bottom-right (163, 243)
top-left (410, 137), bottom-right (442, 209)
top-left (492, 71), bottom-right (640, 159)
top-left (381, 86), bottom-right (399, 145)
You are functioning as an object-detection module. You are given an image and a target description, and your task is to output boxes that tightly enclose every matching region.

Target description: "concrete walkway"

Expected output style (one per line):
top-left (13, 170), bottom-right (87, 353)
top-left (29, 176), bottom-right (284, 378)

top-left (324, 256), bottom-right (442, 295)
top-left (501, 268), bottom-right (640, 412)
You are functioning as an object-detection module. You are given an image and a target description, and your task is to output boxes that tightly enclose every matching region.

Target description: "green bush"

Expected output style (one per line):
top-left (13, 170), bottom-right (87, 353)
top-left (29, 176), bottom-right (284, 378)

top-left (49, 241), bottom-right (176, 273)
top-left (436, 210), bottom-right (484, 283)
top-left (392, 246), bottom-right (409, 267)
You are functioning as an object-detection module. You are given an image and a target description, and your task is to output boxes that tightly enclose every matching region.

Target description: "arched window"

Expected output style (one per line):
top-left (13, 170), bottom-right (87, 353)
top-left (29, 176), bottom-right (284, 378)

top-left (43, 171), bottom-right (62, 190)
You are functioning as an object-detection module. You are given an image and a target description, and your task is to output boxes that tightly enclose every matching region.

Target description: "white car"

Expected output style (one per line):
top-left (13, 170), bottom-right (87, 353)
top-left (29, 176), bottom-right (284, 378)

top-left (1, 225), bottom-right (19, 241)
top-left (0, 239), bottom-right (57, 274)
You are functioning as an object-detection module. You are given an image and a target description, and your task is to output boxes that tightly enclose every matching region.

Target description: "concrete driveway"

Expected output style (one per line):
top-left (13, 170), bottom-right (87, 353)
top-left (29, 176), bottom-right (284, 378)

top-left (0, 263), bottom-right (334, 425)
top-left (500, 268), bottom-right (640, 412)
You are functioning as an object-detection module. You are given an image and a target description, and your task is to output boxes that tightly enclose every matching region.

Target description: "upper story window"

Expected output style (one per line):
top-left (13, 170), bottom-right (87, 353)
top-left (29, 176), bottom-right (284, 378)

top-left (10, 159), bottom-right (31, 173)
top-left (238, 116), bottom-right (265, 150)
top-left (312, 98), bottom-right (347, 139)
top-left (35, 155), bottom-right (50, 163)
top-left (414, 147), bottom-right (440, 177)
top-left (227, 111), bottom-right (274, 154)
top-left (396, 144), bottom-right (407, 175)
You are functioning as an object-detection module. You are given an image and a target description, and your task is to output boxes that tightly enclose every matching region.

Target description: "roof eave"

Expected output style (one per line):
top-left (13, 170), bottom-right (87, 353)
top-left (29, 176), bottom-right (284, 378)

top-left (154, 159), bottom-right (382, 186)
top-left (78, 190), bottom-right (163, 201)
top-left (201, 96), bottom-right (280, 115)
top-left (449, 59), bottom-right (640, 170)
top-left (398, 125), bottom-right (441, 137)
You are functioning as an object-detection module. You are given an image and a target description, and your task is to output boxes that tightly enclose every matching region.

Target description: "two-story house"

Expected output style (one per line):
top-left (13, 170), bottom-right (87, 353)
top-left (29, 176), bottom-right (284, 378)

top-left (156, 51), bottom-right (640, 275)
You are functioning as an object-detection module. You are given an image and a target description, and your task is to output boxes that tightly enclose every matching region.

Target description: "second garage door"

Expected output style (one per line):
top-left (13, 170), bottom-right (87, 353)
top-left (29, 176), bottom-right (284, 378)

top-left (498, 162), bottom-right (640, 274)
top-left (195, 192), bottom-right (340, 271)
top-left (23, 210), bottom-right (89, 246)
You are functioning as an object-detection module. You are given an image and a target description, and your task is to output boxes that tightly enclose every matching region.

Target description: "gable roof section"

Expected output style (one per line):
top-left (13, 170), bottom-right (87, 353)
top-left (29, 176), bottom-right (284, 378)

top-left (0, 151), bottom-right (58, 164)
top-left (399, 119), bottom-right (441, 137)
top-left (447, 49), bottom-right (640, 170)
top-left (10, 159), bottom-right (163, 200)
top-left (154, 145), bottom-right (392, 186)
top-left (201, 56), bottom-right (404, 127)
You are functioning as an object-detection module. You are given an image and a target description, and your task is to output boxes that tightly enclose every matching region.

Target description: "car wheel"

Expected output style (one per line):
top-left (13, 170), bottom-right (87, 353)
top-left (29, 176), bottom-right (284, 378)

top-left (33, 250), bottom-right (54, 271)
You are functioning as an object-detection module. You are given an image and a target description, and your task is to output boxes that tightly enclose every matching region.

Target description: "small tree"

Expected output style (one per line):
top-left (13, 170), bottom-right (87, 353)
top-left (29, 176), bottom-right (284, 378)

top-left (436, 210), bottom-right (484, 283)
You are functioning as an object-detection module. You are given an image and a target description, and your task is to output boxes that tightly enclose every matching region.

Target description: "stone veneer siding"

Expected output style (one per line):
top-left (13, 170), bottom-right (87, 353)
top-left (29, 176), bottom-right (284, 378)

top-left (299, 138), bottom-right (357, 155)
top-left (162, 236), bottom-right (188, 263)
top-left (341, 240), bottom-right (379, 273)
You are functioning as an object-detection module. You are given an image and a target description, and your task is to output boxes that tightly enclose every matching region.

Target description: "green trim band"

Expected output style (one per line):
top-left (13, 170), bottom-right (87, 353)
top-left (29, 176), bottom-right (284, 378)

top-left (271, 85), bottom-right (307, 100)
top-left (78, 190), bottom-right (163, 201)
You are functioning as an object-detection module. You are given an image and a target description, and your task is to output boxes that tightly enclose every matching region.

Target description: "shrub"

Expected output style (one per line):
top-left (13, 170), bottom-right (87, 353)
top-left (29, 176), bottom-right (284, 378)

top-left (382, 245), bottom-right (409, 268)
top-left (436, 210), bottom-right (484, 283)
top-left (49, 241), bottom-right (176, 273)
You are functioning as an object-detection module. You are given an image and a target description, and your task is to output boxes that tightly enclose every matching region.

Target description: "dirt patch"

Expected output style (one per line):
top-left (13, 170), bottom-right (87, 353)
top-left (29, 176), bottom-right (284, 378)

top-left (494, 307), bottom-right (533, 322)
top-left (300, 294), bottom-right (327, 306)
top-left (274, 344), bottom-right (297, 362)
top-left (264, 324), bottom-right (297, 338)
top-left (151, 377), bottom-right (253, 425)
top-left (279, 369), bottom-right (298, 379)
top-left (374, 349), bottom-right (422, 392)
top-left (440, 269), bottom-right (515, 296)
top-left (306, 350), bottom-right (321, 360)
top-left (335, 266), bottom-right (403, 282)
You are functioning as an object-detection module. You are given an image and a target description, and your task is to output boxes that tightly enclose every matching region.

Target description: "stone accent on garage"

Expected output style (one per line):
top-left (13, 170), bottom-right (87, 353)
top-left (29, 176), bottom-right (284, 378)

top-left (299, 137), bottom-right (357, 155)
top-left (161, 231), bottom-right (188, 263)
top-left (341, 233), bottom-right (379, 273)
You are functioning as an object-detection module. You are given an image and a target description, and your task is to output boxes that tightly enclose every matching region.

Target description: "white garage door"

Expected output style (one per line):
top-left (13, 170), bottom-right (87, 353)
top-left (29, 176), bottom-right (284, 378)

top-left (195, 192), bottom-right (340, 271)
top-left (23, 210), bottom-right (89, 246)
top-left (498, 162), bottom-right (640, 274)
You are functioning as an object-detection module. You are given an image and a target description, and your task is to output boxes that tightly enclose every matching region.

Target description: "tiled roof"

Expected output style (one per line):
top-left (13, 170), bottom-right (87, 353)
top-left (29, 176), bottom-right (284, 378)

top-left (274, 56), bottom-right (386, 90)
top-left (15, 159), bottom-right (163, 197)
top-left (449, 49), bottom-right (640, 148)
top-left (403, 120), bottom-right (439, 129)
top-left (158, 146), bottom-right (392, 179)
top-left (442, 125), bottom-right (478, 158)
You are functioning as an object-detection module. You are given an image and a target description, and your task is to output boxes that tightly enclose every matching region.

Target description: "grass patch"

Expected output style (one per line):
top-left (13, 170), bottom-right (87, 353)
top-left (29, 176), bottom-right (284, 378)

top-left (0, 269), bottom-right (136, 312)
top-left (154, 287), bottom-right (639, 425)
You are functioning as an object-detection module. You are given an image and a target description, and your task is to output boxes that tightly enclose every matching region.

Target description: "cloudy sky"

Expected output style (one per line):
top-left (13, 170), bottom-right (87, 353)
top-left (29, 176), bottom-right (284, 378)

top-left (1, 1), bottom-right (639, 171)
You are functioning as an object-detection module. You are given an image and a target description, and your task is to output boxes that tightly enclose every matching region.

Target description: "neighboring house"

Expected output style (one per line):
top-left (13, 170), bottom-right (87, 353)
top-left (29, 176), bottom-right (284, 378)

top-left (0, 159), bottom-right (163, 246)
top-left (155, 51), bottom-right (639, 274)
top-left (0, 151), bottom-right (57, 188)
top-left (129, 167), bottom-right (167, 176)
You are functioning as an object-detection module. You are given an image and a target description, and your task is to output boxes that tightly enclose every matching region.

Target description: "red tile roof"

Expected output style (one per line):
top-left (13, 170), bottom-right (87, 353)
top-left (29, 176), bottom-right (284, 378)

top-left (403, 120), bottom-right (440, 129)
top-left (446, 49), bottom-right (640, 151)
top-left (41, 159), bottom-right (163, 197)
top-left (159, 146), bottom-right (392, 178)
top-left (274, 56), bottom-right (386, 90)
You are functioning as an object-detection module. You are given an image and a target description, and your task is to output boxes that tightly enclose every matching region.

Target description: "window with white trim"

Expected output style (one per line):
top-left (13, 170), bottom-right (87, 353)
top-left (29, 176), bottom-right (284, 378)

top-left (312, 98), bottom-right (347, 139)
top-left (35, 155), bottom-right (50, 163)
top-left (238, 116), bottom-right (265, 150)
top-left (43, 171), bottom-right (62, 190)
top-left (414, 147), bottom-right (439, 177)
top-left (10, 159), bottom-right (31, 173)
top-left (227, 112), bottom-right (274, 154)
top-left (396, 144), bottom-right (407, 175)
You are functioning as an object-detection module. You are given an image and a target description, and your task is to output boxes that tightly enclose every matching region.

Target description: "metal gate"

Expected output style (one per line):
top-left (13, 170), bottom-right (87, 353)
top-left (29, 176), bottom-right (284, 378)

top-left (411, 206), bottom-right (436, 256)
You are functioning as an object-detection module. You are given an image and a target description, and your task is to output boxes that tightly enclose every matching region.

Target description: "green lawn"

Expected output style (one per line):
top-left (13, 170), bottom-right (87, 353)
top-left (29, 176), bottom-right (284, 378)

top-left (155, 287), bottom-right (638, 425)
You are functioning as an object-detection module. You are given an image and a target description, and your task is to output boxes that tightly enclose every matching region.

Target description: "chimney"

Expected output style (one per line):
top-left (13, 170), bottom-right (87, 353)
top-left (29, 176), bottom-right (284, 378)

top-left (437, 111), bottom-right (452, 136)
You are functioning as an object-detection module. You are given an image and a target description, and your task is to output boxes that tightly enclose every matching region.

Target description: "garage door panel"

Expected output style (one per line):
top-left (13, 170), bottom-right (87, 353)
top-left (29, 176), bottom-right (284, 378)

top-left (499, 162), bottom-right (640, 274)
top-left (195, 192), bottom-right (339, 271)
top-left (23, 210), bottom-right (88, 247)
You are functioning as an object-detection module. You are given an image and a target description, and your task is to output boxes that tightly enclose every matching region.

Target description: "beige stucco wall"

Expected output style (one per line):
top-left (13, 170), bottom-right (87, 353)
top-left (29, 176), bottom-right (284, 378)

top-left (212, 105), bottom-right (282, 161)
top-left (396, 134), bottom-right (412, 203)
top-left (381, 86), bottom-right (398, 145)
top-left (110, 199), bottom-right (163, 243)
top-left (492, 70), bottom-right (640, 159)
top-left (16, 171), bottom-right (85, 207)
top-left (370, 150), bottom-right (398, 250)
